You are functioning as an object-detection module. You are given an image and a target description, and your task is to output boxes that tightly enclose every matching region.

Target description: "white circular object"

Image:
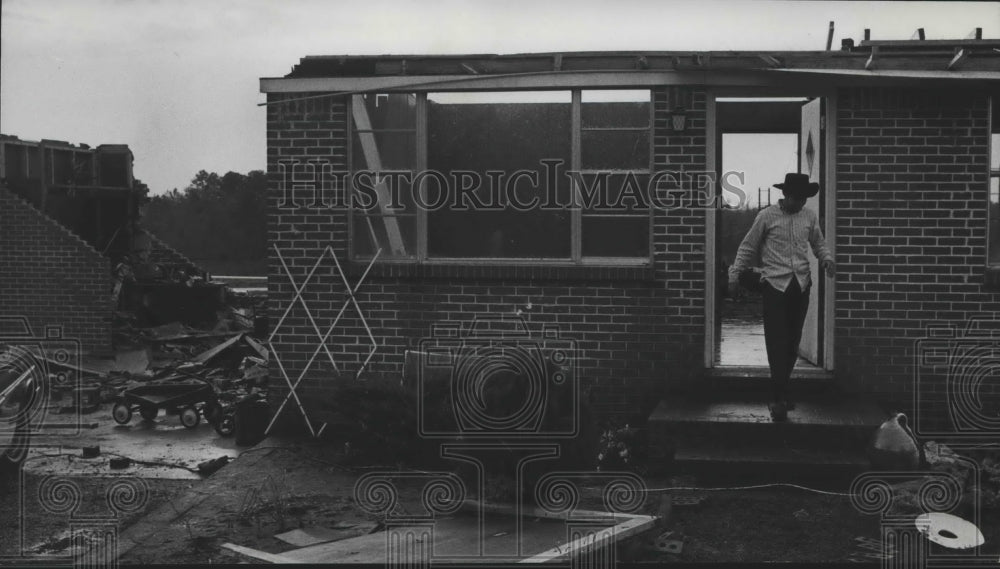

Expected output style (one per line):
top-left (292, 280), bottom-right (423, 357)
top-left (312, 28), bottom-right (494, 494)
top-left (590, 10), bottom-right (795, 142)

top-left (914, 513), bottom-right (985, 550)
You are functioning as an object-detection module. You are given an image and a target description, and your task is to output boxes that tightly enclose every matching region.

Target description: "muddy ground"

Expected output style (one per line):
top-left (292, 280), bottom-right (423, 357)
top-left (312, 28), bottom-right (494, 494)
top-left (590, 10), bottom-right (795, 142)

top-left (4, 400), bottom-right (999, 564)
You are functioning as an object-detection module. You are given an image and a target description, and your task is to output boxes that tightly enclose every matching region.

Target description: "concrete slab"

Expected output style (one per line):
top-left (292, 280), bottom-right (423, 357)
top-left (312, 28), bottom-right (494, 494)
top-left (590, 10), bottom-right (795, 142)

top-left (25, 401), bottom-right (238, 480)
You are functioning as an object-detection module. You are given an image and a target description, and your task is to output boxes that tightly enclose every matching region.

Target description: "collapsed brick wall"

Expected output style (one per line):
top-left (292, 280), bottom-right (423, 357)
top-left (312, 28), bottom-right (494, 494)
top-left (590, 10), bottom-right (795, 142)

top-left (0, 185), bottom-right (112, 353)
top-left (835, 87), bottom-right (999, 434)
top-left (264, 88), bottom-right (707, 432)
top-left (140, 228), bottom-right (207, 275)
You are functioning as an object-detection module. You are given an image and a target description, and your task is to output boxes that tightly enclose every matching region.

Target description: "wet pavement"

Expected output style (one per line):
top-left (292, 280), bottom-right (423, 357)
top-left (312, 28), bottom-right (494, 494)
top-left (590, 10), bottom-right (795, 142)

top-left (25, 401), bottom-right (239, 480)
top-left (719, 321), bottom-right (768, 366)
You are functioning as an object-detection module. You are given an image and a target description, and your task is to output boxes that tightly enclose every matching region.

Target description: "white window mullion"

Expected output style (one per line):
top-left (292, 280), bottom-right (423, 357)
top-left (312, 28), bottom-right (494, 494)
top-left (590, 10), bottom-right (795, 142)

top-left (416, 93), bottom-right (428, 261)
top-left (571, 89), bottom-right (582, 263)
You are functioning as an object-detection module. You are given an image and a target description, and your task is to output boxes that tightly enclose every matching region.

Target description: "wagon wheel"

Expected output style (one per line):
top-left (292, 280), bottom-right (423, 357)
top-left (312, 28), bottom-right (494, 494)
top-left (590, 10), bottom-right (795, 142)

top-left (112, 401), bottom-right (132, 425)
top-left (214, 413), bottom-right (235, 437)
top-left (139, 405), bottom-right (158, 421)
top-left (180, 406), bottom-right (200, 429)
top-left (204, 400), bottom-right (223, 424)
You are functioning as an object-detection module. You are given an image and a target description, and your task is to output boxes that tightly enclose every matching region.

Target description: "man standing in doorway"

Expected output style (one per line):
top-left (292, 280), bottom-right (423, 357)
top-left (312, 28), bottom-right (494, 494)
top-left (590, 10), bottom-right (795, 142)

top-left (728, 173), bottom-right (836, 421)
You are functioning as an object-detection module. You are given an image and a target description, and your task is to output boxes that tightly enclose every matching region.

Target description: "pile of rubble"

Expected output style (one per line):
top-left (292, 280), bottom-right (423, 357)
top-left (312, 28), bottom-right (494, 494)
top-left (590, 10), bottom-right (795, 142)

top-left (42, 289), bottom-right (269, 439)
top-left (884, 441), bottom-right (1000, 516)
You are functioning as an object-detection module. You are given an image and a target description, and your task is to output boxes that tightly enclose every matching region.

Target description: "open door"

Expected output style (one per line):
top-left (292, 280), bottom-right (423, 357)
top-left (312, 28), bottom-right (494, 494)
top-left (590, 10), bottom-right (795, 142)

top-left (798, 98), bottom-right (823, 365)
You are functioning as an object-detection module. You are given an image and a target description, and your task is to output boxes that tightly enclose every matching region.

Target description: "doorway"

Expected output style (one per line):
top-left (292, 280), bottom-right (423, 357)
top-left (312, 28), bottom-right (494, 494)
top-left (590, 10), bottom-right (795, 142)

top-left (708, 95), bottom-right (833, 373)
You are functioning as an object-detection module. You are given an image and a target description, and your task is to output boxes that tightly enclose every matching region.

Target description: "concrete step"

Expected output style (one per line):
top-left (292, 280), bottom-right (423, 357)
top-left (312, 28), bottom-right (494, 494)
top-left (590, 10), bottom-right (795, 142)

top-left (669, 439), bottom-right (871, 484)
top-left (646, 393), bottom-right (887, 476)
top-left (703, 366), bottom-right (837, 394)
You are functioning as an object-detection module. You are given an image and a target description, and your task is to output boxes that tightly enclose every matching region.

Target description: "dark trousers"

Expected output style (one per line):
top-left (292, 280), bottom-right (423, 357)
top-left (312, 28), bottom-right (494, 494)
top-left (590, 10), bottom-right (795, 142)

top-left (762, 278), bottom-right (810, 403)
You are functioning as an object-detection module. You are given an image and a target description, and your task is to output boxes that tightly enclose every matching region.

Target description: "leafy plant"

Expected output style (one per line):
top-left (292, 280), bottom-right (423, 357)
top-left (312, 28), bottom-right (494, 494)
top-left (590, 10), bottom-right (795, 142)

top-left (596, 423), bottom-right (646, 474)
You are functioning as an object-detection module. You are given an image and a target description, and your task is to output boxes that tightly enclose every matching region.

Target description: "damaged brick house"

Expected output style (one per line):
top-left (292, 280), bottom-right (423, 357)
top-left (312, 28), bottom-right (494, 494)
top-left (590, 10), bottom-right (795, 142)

top-left (0, 135), bottom-right (206, 354)
top-left (261, 35), bottom-right (1000, 458)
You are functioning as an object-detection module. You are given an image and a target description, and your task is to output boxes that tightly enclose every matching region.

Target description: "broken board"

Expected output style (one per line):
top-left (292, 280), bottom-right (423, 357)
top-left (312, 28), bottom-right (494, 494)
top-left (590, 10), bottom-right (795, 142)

top-left (260, 500), bottom-right (655, 564)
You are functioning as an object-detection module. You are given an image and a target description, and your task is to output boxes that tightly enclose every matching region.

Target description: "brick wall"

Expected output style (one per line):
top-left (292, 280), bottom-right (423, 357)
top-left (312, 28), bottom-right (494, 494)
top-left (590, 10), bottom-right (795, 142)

top-left (0, 185), bottom-right (112, 353)
top-left (140, 228), bottom-right (207, 276)
top-left (265, 88), bottom-right (708, 433)
top-left (835, 87), bottom-right (999, 434)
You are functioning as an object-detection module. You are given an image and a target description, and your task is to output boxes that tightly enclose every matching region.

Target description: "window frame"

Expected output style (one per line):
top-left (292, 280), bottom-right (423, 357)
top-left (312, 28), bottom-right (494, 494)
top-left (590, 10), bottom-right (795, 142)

top-left (989, 95), bottom-right (1000, 268)
top-left (348, 89), bottom-right (654, 266)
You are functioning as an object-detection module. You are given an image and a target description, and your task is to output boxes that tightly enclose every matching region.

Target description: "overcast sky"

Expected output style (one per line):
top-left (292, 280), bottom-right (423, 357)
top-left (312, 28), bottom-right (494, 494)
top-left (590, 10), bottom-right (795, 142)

top-left (2, 0), bottom-right (998, 194)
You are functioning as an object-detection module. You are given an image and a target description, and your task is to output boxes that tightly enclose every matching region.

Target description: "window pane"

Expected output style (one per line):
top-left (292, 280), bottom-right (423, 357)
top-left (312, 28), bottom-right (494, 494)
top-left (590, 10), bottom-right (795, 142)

top-left (989, 177), bottom-right (1000, 265)
top-left (575, 173), bottom-right (650, 213)
top-left (429, 209), bottom-right (570, 258)
top-left (353, 93), bottom-right (416, 130)
top-left (353, 214), bottom-right (417, 258)
top-left (581, 90), bottom-right (650, 128)
top-left (581, 130), bottom-right (649, 170)
top-left (427, 91), bottom-right (571, 258)
top-left (351, 131), bottom-right (415, 171)
top-left (582, 216), bottom-right (649, 258)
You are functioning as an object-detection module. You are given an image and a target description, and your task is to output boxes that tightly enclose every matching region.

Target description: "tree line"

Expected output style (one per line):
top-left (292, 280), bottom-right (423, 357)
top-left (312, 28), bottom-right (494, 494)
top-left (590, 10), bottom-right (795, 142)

top-left (142, 170), bottom-right (267, 275)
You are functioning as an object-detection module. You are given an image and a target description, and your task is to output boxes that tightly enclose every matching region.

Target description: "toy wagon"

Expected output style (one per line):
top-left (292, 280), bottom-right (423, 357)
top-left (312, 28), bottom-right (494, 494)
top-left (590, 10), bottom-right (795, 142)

top-left (112, 378), bottom-right (222, 429)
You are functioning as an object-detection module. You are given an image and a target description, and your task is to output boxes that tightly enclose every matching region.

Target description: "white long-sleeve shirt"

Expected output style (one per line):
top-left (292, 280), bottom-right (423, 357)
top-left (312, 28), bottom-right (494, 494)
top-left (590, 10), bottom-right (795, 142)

top-left (727, 202), bottom-right (833, 292)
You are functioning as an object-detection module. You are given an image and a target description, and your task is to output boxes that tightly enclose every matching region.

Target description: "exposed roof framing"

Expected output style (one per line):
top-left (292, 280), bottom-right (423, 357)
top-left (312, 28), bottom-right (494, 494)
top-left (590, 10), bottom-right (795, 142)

top-left (276, 42), bottom-right (1000, 80)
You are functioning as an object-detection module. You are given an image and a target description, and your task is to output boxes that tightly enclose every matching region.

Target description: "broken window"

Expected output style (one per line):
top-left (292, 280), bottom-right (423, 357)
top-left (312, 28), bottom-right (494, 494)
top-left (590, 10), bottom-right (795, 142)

top-left (347, 89), bottom-right (652, 264)
top-left (989, 96), bottom-right (999, 266)
top-left (350, 93), bottom-right (418, 259)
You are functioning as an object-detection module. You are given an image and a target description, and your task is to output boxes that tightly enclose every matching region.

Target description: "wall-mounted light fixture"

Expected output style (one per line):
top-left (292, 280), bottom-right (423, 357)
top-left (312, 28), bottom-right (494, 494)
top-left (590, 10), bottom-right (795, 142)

top-left (670, 105), bottom-right (687, 132)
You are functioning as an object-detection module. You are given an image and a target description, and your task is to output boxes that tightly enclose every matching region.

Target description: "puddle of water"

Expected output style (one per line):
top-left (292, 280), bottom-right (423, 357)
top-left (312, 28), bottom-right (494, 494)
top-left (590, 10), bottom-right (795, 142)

top-left (25, 402), bottom-right (240, 480)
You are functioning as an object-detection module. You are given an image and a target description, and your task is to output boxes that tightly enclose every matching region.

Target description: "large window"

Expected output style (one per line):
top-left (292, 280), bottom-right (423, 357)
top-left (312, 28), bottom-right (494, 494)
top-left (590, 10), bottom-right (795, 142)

top-left (428, 91), bottom-right (572, 259)
top-left (990, 96), bottom-right (1000, 266)
top-left (349, 89), bottom-right (652, 263)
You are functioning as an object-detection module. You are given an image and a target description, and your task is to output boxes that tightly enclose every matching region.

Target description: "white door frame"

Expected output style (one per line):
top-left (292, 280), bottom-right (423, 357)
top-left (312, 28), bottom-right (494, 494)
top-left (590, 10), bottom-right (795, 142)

top-left (703, 87), bottom-right (837, 372)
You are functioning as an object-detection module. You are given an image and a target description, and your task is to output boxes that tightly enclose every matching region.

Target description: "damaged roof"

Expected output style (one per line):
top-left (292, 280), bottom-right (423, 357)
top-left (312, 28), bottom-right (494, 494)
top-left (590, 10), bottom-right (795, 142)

top-left (280, 39), bottom-right (1000, 78)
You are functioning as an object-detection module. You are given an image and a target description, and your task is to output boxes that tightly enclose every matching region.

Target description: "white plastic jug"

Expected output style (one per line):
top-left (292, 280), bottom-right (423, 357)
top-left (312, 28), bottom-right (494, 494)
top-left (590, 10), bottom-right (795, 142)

top-left (868, 412), bottom-right (921, 471)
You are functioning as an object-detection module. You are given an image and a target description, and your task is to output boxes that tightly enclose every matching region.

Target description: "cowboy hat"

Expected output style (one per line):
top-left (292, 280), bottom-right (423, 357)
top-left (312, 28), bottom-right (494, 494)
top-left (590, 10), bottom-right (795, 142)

top-left (773, 172), bottom-right (819, 198)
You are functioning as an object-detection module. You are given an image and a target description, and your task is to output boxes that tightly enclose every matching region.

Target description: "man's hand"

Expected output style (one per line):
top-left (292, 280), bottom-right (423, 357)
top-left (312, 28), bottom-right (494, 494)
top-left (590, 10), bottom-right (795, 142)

top-left (728, 279), bottom-right (740, 299)
top-left (822, 259), bottom-right (836, 276)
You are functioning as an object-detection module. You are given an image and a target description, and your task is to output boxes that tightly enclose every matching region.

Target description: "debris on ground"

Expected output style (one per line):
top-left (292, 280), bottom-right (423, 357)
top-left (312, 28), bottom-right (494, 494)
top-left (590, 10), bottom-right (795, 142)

top-left (915, 512), bottom-right (985, 550)
top-left (273, 525), bottom-right (364, 547)
top-left (0, 264), bottom-right (273, 462)
top-left (197, 456), bottom-right (231, 476)
top-left (652, 531), bottom-right (684, 554)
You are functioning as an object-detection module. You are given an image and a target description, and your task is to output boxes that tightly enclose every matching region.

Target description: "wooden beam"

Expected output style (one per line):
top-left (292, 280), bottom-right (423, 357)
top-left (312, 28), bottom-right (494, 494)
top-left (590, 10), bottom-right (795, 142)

top-left (967, 27), bottom-right (983, 40)
top-left (39, 142), bottom-right (48, 212)
top-left (523, 513), bottom-right (658, 563)
top-left (912, 28), bottom-right (925, 41)
top-left (865, 46), bottom-right (878, 70)
top-left (826, 21), bottom-right (835, 51)
top-left (221, 542), bottom-right (304, 564)
top-left (261, 70), bottom-right (788, 96)
top-left (553, 54), bottom-right (563, 71)
top-left (947, 48), bottom-right (968, 71)
top-left (864, 28), bottom-right (870, 42)
top-left (758, 54), bottom-right (781, 68)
